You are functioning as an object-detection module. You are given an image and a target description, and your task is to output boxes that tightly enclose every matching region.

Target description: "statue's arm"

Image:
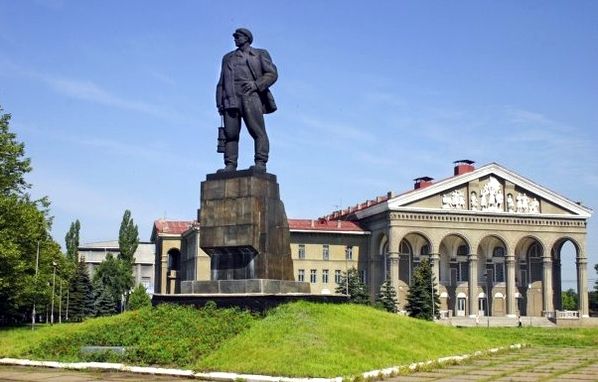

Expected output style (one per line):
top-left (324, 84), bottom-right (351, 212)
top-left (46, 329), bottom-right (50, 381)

top-left (256, 50), bottom-right (277, 92)
top-left (216, 60), bottom-right (225, 112)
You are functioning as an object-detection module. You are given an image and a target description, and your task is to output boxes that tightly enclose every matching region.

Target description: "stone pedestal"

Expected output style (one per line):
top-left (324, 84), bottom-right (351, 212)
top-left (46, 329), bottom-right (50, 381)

top-left (199, 169), bottom-right (295, 281)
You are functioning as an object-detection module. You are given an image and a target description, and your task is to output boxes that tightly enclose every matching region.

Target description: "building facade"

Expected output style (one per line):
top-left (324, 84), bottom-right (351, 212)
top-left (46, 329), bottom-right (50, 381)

top-left (152, 161), bottom-right (592, 318)
top-left (78, 241), bottom-right (156, 292)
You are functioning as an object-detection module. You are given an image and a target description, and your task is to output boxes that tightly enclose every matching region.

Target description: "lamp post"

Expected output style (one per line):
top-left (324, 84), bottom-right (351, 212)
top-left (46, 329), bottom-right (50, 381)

top-left (50, 261), bottom-right (57, 325)
top-left (484, 272), bottom-right (491, 328)
top-left (31, 241), bottom-right (40, 330)
top-left (58, 280), bottom-right (62, 324)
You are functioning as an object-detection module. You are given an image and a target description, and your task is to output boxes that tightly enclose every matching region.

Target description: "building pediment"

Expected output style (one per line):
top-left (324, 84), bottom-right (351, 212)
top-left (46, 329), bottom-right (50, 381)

top-left (356, 163), bottom-right (592, 219)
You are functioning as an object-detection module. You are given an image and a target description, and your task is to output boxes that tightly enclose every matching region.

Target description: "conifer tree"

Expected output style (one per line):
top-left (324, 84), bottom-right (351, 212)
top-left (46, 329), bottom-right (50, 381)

top-left (128, 284), bottom-right (151, 310)
top-left (405, 258), bottom-right (440, 320)
top-left (376, 279), bottom-right (398, 313)
top-left (335, 267), bottom-right (370, 305)
top-left (69, 258), bottom-right (94, 321)
top-left (93, 279), bottom-right (117, 316)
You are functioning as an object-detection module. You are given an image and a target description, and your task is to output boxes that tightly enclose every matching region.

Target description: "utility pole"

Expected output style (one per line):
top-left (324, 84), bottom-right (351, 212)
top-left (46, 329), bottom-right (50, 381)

top-left (31, 241), bottom-right (40, 330)
top-left (58, 280), bottom-right (62, 324)
top-left (50, 261), bottom-right (57, 325)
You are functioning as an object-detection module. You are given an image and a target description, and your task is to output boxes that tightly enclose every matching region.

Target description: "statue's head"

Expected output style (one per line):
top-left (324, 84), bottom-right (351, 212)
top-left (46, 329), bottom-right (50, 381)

top-left (233, 28), bottom-right (253, 46)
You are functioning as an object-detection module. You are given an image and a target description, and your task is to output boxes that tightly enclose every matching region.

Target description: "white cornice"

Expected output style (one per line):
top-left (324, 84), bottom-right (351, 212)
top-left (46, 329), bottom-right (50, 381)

top-left (354, 163), bottom-right (592, 220)
top-left (290, 229), bottom-right (370, 235)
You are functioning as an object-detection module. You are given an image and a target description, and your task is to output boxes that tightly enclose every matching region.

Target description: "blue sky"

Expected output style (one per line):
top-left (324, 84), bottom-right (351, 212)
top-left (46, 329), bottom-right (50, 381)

top-left (1, 1), bottom-right (597, 290)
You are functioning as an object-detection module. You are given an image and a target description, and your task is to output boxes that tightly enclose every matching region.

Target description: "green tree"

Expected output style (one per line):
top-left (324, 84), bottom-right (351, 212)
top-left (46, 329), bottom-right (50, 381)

top-left (93, 253), bottom-right (133, 311)
top-left (118, 210), bottom-right (139, 265)
top-left (69, 258), bottom-right (94, 321)
top-left (376, 279), bottom-right (398, 313)
top-left (0, 106), bottom-right (63, 324)
top-left (405, 258), bottom-right (440, 320)
top-left (92, 278), bottom-right (117, 316)
top-left (128, 284), bottom-right (151, 310)
top-left (335, 267), bottom-right (369, 305)
top-left (0, 108), bottom-right (31, 196)
top-left (561, 288), bottom-right (578, 310)
top-left (64, 220), bottom-right (80, 262)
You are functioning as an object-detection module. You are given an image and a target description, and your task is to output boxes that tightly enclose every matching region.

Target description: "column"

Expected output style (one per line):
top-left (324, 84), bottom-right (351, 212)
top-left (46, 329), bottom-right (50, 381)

top-left (430, 253), bottom-right (440, 286)
top-left (542, 255), bottom-right (554, 316)
top-left (468, 253), bottom-right (478, 318)
top-left (161, 254), bottom-right (168, 294)
top-left (506, 252), bottom-right (517, 317)
top-left (388, 225), bottom-right (401, 300)
top-left (577, 255), bottom-right (589, 317)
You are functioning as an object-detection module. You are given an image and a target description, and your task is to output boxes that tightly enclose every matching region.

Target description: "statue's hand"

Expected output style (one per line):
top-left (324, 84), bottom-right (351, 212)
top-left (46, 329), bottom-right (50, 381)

top-left (242, 81), bottom-right (257, 94)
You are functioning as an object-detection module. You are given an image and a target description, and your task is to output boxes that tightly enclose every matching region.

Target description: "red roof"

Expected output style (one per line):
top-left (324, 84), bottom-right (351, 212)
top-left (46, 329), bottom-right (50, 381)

top-left (153, 219), bottom-right (194, 235)
top-left (288, 219), bottom-right (365, 232)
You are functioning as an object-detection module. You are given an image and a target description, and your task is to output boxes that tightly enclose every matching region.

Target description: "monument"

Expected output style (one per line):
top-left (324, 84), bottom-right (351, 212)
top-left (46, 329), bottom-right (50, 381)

top-left (180, 28), bottom-right (309, 296)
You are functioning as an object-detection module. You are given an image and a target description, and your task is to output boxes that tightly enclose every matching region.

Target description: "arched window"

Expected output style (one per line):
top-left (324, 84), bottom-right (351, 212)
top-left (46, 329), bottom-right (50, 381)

top-left (528, 242), bottom-right (542, 258)
top-left (493, 247), bottom-right (505, 257)
top-left (167, 248), bottom-right (180, 271)
top-left (399, 240), bottom-right (412, 284)
top-left (457, 244), bottom-right (469, 256)
top-left (420, 244), bottom-right (430, 257)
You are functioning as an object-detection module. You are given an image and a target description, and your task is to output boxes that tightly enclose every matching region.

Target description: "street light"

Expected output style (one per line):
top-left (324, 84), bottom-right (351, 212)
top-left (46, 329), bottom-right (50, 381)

top-left (31, 242), bottom-right (40, 330)
top-left (50, 261), bottom-right (57, 325)
top-left (484, 272), bottom-right (491, 328)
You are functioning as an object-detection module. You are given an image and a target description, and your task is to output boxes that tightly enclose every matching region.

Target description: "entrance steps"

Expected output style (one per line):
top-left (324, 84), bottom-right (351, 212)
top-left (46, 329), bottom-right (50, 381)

top-left (437, 316), bottom-right (556, 328)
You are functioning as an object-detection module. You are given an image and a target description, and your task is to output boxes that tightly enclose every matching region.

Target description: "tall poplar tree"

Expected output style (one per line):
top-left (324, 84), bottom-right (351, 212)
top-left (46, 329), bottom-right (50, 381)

top-left (64, 219), bottom-right (80, 262)
top-left (118, 210), bottom-right (139, 265)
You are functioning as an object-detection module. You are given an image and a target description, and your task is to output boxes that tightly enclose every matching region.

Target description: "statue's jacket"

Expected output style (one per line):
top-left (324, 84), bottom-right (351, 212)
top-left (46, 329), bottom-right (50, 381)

top-left (216, 46), bottom-right (278, 114)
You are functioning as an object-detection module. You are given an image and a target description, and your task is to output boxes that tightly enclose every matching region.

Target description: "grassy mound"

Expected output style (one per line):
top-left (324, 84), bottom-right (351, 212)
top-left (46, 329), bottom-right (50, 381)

top-left (197, 301), bottom-right (512, 377)
top-left (2, 302), bottom-right (596, 377)
top-left (0, 303), bottom-right (256, 368)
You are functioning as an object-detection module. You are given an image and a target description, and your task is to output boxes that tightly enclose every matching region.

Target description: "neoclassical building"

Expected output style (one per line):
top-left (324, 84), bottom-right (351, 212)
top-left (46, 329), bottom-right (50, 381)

top-left (152, 161), bottom-right (592, 318)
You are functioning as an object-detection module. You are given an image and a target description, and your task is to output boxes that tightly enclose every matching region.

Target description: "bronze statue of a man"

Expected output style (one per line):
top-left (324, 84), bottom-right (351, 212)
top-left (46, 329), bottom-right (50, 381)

top-left (216, 28), bottom-right (278, 173)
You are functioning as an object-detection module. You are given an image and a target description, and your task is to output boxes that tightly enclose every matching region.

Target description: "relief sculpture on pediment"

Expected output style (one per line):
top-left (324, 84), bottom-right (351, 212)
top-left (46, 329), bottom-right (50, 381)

top-left (515, 192), bottom-right (540, 213)
top-left (442, 189), bottom-right (465, 210)
top-left (478, 176), bottom-right (504, 212)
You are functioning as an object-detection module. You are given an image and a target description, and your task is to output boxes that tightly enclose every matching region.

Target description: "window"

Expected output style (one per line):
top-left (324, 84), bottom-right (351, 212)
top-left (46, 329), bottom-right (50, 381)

top-left (493, 247), bottom-right (505, 257)
top-left (420, 244), bottom-right (430, 256)
top-left (335, 270), bottom-right (342, 284)
top-left (359, 270), bottom-right (367, 284)
top-left (310, 269), bottom-right (317, 283)
top-left (322, 269), bottom-right (329, 283)
top-left (494, 263), bottom-right (505, 282)
top-left (298, 244), bottom-right (305, 259)
top-left (345, 246), bottom-right (353, 260)
top-left (458, 262), bottom-right (469, 282)
top-left (298, 269), bottom-right (305, 282)
top-left (457, 297), bottom-right (466, 312)
top-left (457, 244), bottom-right (469, 256)
top-left (322, 245), bottom-right (329, 261)
top-left (528, 242), bottom-right (542, 258)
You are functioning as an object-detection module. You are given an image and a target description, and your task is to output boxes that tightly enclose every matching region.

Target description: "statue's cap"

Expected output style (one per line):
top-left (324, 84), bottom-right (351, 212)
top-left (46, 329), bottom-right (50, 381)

top-left (233, 28), bottom-right (253, 44)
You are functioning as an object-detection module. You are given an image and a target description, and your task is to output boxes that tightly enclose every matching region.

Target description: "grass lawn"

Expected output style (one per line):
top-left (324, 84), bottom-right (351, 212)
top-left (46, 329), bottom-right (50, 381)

top-left (1, 301), bottom-right (597, 378)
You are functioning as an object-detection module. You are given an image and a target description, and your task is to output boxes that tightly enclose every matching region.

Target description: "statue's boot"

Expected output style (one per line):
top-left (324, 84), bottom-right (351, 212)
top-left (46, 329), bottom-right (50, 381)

top-left (217, 165), bottom-right (237, 173)
top-left (249, 162), bottom-right (266, 172)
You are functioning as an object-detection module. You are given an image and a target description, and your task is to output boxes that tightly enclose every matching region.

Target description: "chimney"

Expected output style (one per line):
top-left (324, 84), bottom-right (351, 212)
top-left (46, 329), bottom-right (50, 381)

top-left (414, 176), bottom-right (434, 190)
top-left (453, 159), bottom-right (475, 176)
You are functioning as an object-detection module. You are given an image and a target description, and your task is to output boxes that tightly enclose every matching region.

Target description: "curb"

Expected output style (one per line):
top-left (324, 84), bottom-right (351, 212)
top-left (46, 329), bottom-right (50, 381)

top-left (0, 343), bottom-right (524, 382)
